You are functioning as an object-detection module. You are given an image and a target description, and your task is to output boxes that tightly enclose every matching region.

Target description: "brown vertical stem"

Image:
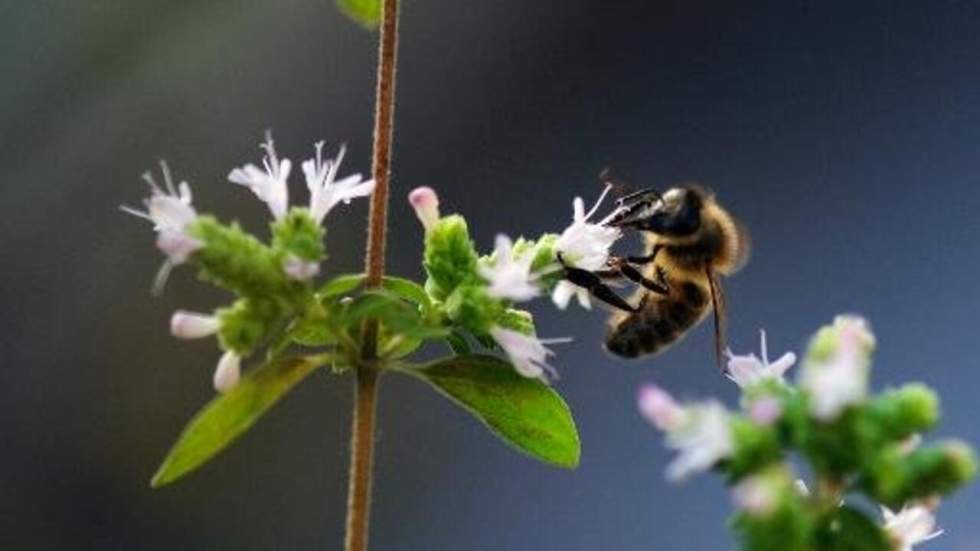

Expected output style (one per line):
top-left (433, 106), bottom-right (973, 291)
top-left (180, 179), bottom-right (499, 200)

top-left (345, 1), bottom-right (399, 551)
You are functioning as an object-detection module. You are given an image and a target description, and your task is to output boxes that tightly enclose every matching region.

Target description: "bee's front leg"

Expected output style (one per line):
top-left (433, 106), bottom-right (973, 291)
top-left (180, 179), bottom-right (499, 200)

top-left (557, 253), bottom-right (640, 313)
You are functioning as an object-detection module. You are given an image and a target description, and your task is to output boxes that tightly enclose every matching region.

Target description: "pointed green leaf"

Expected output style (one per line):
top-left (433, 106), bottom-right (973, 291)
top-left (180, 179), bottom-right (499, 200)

top-left (317, 273), bottom-right (365, 298)
top-left (380, 276), bottom-right (431, 309)
top-left (399, 354), bottom-right (580, 468)
top-left (151, 354), bottom-right (327, 487)
top-left (336, 0), bottom-right (381, 30)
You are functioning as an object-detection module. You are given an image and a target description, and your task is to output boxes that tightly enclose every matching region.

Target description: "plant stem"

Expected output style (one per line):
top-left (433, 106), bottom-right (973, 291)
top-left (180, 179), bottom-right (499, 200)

top-left (345, 1), bottom-right (399, 550)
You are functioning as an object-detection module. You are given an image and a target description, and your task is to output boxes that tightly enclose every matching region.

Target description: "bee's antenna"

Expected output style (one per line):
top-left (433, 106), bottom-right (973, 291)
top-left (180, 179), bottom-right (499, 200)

top-left (599, 166), bottom-right (635, 197)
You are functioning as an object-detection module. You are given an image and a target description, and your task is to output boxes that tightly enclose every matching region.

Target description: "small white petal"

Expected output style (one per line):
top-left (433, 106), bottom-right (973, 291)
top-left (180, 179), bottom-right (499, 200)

top-left (725, 330), bottom-right (796, 388)
top-left (665, 401), bottom-right (733, 482)
top-left (551, 281), bottom-right (576, 310)
top-left (170, 311), bottom-right (220, 339)
top-left (155, 229), bottom-right (203, 265)
top-left (637, 384), bottom-right (687, 432)
top-left (213, 351), bottom-right (242, 393)
top-left (228, 135), bottom-right (292, 221)
top-left (490, 326), bottom-right (564, 381)
top-left (304, 141), bottom-right (374, 223)
top-left (882, 504), bottom-right (943, 550)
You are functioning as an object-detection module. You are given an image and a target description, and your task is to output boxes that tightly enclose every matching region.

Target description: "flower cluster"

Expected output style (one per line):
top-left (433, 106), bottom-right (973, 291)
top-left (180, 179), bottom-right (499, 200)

top-left (124, 134), bottom-right (374, 392)
top-left (407, 185), bottom-right (621, 380)
top-left (638, 317), bottom-right (977, 551)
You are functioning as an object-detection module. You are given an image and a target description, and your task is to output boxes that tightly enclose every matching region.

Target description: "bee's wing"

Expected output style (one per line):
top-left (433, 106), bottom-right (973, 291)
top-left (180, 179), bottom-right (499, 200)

top-left (705, 264), bottom-right (727, 372)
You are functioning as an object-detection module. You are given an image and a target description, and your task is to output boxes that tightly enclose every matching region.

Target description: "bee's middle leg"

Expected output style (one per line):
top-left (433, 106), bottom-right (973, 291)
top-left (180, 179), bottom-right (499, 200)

top-left (608, 257), bottom-right (670, 295)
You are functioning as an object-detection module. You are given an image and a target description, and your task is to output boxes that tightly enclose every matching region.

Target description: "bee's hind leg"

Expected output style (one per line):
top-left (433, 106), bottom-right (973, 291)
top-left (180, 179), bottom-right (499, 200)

top-left (557, 253), bottom-right (641, 313)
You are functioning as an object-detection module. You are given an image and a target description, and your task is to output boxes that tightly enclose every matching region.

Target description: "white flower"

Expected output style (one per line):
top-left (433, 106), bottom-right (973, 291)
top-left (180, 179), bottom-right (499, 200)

top-left (726, 330), bottom-right (796, 388)
top-left (302, 141), bottom-right (375, 224)
top-left (121, 162), bottom-right (203, 265)
top-left (228, 134), bottom-right (292, 221)
top-left (489, 326), bottom-right (569, 380)
top-left (637, 384), bottom-right (734, 480)
top-left (664, 401), bottom-right (734, 482)
top-left (551, 185), bottom-right (623, 310)
top-left (408, 186), bottom-right (440, 231)
top-left (800, 316), bottom-right (873, 421)
top-left (637, 383), bottom-right (688, 432)
top-left (283, 254), bottom-right (321, 282)
top-left (480, 234), bottom-right (540, 302)
top-left (213, 351), bottom-right (242, 393)
top-left (554, 184), bottom-right (622, 270)
top-left (882, 504), bottom-right (942, 551)
top-left (170, 310), bottom-right (220, 339)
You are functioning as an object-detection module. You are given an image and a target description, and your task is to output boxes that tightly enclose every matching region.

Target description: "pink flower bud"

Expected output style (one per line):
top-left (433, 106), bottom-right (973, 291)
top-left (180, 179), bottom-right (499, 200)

top-left (408, 187), bottom-right (440, 231)
top-left (170, 310), bottom-right (220, 339)
top-left (749, 396), bottom-right (783, 426)
top-left (213, 351), bottom-right (242, 393)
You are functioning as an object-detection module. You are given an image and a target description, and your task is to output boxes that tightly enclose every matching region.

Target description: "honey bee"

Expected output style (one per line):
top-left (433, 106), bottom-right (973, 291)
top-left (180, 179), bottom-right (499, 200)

top-left (559, 185), bottom-right (749, 365)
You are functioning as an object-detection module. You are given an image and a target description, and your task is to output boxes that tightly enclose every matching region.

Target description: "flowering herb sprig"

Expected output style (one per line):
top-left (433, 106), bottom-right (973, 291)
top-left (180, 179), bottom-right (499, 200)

top-left (124, 134), bottom-right (637, 491)
top-left (638, 317), bottom-right (977, 551)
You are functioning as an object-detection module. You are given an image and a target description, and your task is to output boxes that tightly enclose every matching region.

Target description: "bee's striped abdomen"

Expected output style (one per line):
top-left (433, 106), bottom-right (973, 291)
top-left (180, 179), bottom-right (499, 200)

top-left (605, 280), bottom-right (709, 359)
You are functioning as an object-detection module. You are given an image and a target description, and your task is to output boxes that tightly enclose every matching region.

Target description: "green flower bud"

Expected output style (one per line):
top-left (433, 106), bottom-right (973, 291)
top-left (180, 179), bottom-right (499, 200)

top-left (423, 215), bottom-right (479, 300)
top-left (725, 417), bottom-right (783, 482)
top-left (443, 284), bottom-right (503, 335)
top-left (495, 308), bottom-right (535, 335)
top-left (730, 467), bottom-right (811, 551)
top-left (188, 216), bottom-right (288, 297)
top-left (867, 384), bottom-right (940, 440)
top-left (804, 315), bottom-right (876, 365)
top-left (863, 440), bottom-right (978, 506)
top-left (512, 233), bottom-right (562, 287)
top-left (216, 298), bottom-right (285, 355)
top-left (271, 208), bottom-right (326, 263)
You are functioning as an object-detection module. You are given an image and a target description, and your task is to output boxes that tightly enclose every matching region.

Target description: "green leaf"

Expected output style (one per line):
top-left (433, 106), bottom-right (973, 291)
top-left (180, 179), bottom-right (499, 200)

top-left (399, 354), bottom-right (580, 468)
top-left (151, 354), bottom-right (327, 487)
top-left (336, 0), bottom-right (381, 29)
top-left (317, 273), bottom-right (365, 298)
top-left (381, 276), bottom-right (431, 309)
top-left (444, 331), bottom-right (472, 354)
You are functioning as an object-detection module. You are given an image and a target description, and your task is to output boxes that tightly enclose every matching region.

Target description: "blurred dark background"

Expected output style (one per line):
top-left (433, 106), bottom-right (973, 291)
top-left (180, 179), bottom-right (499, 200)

top-left (3, 1), bottom-right (980, 549)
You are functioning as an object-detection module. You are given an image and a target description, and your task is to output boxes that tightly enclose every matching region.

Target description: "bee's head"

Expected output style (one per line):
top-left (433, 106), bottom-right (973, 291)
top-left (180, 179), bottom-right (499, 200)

top-left (605, 186), bottom-right (704, 236)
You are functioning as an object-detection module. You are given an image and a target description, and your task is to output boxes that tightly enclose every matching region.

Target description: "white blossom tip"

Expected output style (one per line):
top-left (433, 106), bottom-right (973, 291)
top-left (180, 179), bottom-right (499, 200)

top-left (214, 351), bottom-right (242, 393)
top-left (170, 311), bottom-right (220, 339)
top-left (304, 141), bottom-right (373, 223)
top-left (408, 186), bottom-right (441, 231)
